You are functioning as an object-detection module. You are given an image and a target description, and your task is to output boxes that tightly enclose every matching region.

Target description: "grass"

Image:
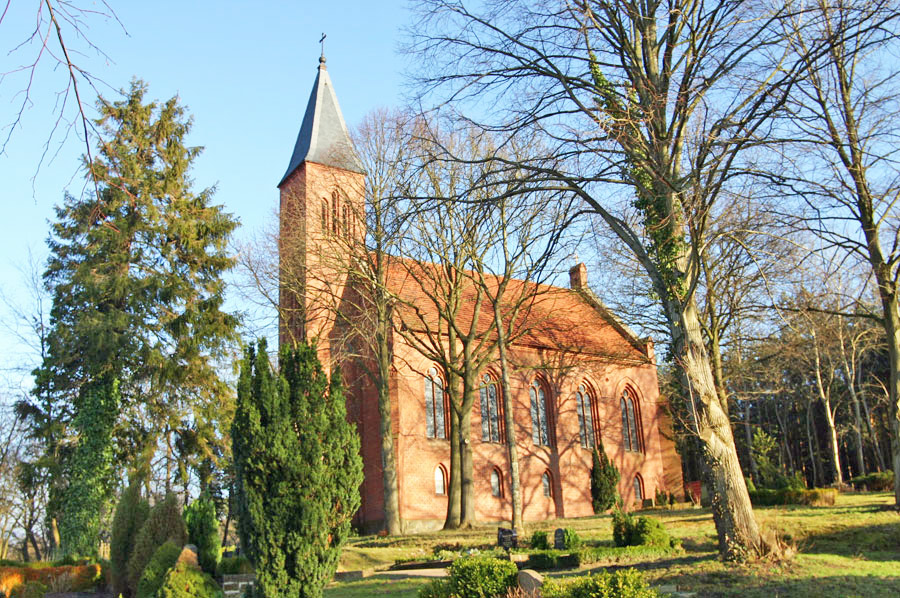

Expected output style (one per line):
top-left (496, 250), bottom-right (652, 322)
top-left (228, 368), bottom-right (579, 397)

top-left (326, 492), bottom-right (899, 597)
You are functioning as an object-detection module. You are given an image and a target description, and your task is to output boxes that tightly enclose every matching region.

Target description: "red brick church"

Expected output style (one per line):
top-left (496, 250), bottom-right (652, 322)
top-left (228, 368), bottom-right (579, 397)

top-left (277, 56), bottom-right (684, 533)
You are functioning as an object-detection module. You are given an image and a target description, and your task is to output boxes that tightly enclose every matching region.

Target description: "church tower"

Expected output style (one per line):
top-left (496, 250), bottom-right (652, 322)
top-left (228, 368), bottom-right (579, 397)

top-left (278, 54), bottom-right (365, 354)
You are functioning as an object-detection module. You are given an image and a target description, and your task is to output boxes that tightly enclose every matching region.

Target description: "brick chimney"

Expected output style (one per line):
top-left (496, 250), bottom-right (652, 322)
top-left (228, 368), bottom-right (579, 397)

top-left (569, 263), bottom-right (588, 290)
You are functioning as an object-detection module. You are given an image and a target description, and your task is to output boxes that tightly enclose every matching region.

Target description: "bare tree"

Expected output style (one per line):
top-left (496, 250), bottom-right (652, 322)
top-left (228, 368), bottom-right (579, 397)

top-left (778, 0), bottom-right (900, 504)
top-left (406, 0), bottom-right (848, 557)
top-left (1, 1), bottom-right (125, 196)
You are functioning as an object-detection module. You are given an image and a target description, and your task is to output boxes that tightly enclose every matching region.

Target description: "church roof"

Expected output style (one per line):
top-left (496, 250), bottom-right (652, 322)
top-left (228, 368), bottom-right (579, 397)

top-left (383, 259), bottom-right (652, 364)
top-left (279, 57), bottom-right (365, 186)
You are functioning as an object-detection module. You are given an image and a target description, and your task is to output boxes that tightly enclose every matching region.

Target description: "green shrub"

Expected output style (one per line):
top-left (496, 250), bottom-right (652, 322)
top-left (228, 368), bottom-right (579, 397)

top-left (850, 471), bottom-right (894, 491)
top-left (126, 494), bottom-right (187, 596)
top-left (612, 511), bottom-right (678, 549)
top-left (590, 442), bottom-right (620, 513)
top-left (183, 494), bottom-right (220, 576)
top-left (447, 556), bottom-right (517, 598)
top-left (749, 487), bottom-right (837, 507)
top-left (158, 562), bottom-right (223, 598)
top-left (572, 544), bottom-right (679, 567)
top-left (216, 556), bottom-right (253, 576)
top-left (110, 482), bottom-right (150, 597)
top-left (417, 579), bottom-right (452, 598)
top-left (9, 581), bottom-right (47, 598)
top-left (612, 510), bottom-right (633, 547)
top-left (136, 541), bottom-right (181, 598)
top-left (542, 569), bottom-right (660, 598)
top-left (562, 528), bottom-right (581, 550)
top-left (530, 530), bottom-right (549, 550)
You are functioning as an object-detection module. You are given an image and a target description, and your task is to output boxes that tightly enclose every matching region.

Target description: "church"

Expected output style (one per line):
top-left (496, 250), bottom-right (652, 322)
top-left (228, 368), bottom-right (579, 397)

top-left (277, 55), bottom-right (684, 533)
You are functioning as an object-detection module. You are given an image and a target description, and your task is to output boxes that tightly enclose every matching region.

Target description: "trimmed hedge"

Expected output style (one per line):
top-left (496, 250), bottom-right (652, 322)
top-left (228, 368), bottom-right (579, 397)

top-left (0, 564), bottom-right (101, 597)
top-left (216, 556), bottom-right (253, 576)
top-left (448, 557), bottom-right (518, 598)
top-left (749, 488), bottom-right (837, 506)
top-left (543, 569), bottom-right (661, 598)
top-left (849, 471), bottom-right (894, 492)
top-left (530, 530), bottom-right (549, 550)
top-left (520, 544), bottom-right (680, 571)
top-left (612, 511), bottom-right (679, 549)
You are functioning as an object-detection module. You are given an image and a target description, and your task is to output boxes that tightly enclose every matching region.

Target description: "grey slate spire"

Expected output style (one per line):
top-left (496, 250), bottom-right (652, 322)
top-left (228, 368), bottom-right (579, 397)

top-left (279, 55), bottom-right (365, 186)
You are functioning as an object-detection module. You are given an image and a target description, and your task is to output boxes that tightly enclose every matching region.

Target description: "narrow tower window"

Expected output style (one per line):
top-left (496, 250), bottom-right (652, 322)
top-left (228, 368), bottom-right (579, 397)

top-left (425, 367), bottom-right (446, 439)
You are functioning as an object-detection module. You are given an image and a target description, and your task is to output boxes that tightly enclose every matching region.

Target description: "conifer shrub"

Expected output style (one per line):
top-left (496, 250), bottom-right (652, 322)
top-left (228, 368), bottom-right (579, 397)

top-left (231, 340), bottom-right (363, 598)
top-left (158, 562), bottom-right (223, 598)
top-left (110, 482), bottom-right (150, 597)
top-left (183, 494), bottom-right (220, 575)
top-left (417, 579), bottom-right (452, 598)
top-left (530, 530), bottom-right (549, 550)
top-left (126, 494), bottom-right (187, 596)
top-left (849, 471), bottom-right (894, 491)
top-left (590, 441), bottom-right (620, 513)
top-left (136, 541), bottom-right (181, 598)
top-left (447, 556), bottom-right (518, 598)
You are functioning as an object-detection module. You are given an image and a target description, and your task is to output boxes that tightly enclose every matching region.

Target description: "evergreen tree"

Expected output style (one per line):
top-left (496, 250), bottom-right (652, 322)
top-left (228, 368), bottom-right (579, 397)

top-left (58, 376), bottom-right (119, 556)
top-left (183, 492), bottom-right (220, 575)
top-left (110, 482), bottom-right (150, 598)
top-left (32, 78), bottom-right (239, 503)
top-left (231, 340), bottom-right (363, 598)
top-left (591, 440), bottom-right (620, 514)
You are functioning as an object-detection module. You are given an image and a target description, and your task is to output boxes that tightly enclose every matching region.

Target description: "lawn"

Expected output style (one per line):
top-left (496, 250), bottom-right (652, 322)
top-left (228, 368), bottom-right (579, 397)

top-left (326, 492), bottom-right (900, 598)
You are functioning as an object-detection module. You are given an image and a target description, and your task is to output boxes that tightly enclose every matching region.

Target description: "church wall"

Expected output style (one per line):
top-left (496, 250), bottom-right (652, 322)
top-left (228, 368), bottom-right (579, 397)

top-left (374, 331), bottom-right (683, 531)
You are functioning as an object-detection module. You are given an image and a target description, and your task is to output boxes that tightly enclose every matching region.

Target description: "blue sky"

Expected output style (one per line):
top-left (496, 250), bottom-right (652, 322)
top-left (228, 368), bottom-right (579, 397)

top-left (0, 1), bottom-right (412, 395)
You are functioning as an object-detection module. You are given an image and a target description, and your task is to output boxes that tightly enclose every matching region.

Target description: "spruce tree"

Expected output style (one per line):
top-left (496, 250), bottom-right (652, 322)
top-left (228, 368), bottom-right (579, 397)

top-left (231, 340), bottom-right (363, 598)
top-left (32, 79), bottom-right (239, 511)
top-left (591, 440), bottom-right (620, 513)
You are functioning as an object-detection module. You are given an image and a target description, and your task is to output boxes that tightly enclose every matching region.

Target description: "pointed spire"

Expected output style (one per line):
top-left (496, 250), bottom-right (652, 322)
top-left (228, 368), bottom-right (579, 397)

top-left (279, 56), bottom-right (365, 186)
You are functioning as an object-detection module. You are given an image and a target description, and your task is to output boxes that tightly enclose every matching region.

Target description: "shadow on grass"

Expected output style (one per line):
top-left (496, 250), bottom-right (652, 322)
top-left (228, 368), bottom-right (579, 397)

top-left (800, 522), bottom-right (900, 555)
top-left (675, 574), bottom-right (900, 598)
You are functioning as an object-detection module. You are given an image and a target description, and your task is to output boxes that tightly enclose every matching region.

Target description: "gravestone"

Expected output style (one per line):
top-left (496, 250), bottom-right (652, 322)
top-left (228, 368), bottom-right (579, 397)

top-left (553, 528), bottom-right (566, 550)
top-left (517, 569), bottom-right (544, 597)
top-left (497, 527), bottom-right (518, 549)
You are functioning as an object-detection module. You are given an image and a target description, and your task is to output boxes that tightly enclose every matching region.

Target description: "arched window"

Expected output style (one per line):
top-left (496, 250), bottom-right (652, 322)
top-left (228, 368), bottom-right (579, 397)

top-left (621, 388), bottom-right (643, 453)
top-left (435, 465), bottom-right (447, 495)
top-left (541, 471), bottom-right (552, 498)
top-left (480, 374), bottom-right (502, 443)
top-left (321, 199), bottom-right (329, 233)
top-left (342, 204), bottom-right (350, 240)
top-left (529, 380), bottom-right (551, 446)
top-left (425, 367), bottom-right (446, 439)
top-left (633, 474), bottom-right (644, 502)
top-left (331, 191), bottom-right (340, 235)
top-left (490, 468), bottom-right (503, 498)
top-left (576, 384), bottom-right (596, 449)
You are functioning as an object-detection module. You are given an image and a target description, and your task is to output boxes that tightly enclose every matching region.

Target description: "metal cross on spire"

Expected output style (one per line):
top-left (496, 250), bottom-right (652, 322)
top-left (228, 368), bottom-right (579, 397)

top-left (319, 32), bottom-right (327, 64)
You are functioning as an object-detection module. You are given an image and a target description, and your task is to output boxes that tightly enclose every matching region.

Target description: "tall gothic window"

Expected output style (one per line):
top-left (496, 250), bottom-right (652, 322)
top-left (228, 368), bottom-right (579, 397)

top-left (331, 191), bottom-right (339, 235)
top-left (530, 380), bottom-right (551, 446)
top-left (425, 367), bottom-right (446, 439)
top-left (621, 388), bottom-right (642, 453)
top-left (576, 384), bottom-right (596, 449)
top-left (435, 465), bottom-right (447, 495)
top-left (542, 471), bottom-right (552, 497)
top-left (480, 374), bottom-right (502, 443)
top-left (321, 199), bottom-right (328, 233)
top-left (633, 474), bottom-right (644, 502)
top-left (490, 468), bottom-right (503, 497)
top-left (342, 204), bottom-right (350, 240)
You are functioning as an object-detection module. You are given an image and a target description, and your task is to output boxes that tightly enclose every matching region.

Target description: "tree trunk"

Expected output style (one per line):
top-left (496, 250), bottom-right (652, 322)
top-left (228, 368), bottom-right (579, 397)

top-left (444, 407), bottom-right (462, 529)
top-left (494, 308), bottom-right (523, 534)
top-left (743, 401), bottom-right (758, 480)
top-left (882, 297), bottom-right (900, 504)
top-left (458, 387), bottom-right (476, 528)
top-left (807, 401), bottom-right (821, 487)
top-left (376, 317), bottom-right (402, 535)
top-left (674, 299), bottom-right (764, 559)
top-left (861, 392), bottom-right (886, 472)
top-left (774, 400), bottom-right (794, 473)
top-left (812, 336), bottom-right (842, 485)
top-left (848, 373), bottom-right (867, 477)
